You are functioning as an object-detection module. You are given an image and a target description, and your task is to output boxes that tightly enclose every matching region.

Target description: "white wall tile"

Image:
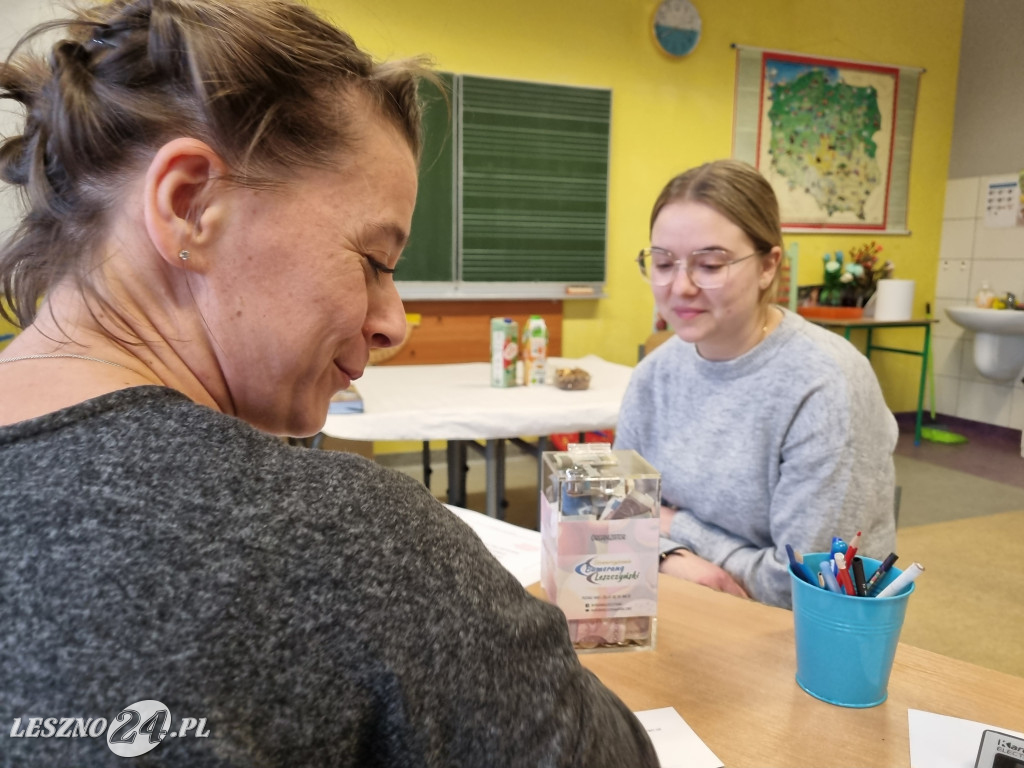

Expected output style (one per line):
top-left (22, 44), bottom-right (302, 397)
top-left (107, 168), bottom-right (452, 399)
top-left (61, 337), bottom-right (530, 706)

top-left (944, 177), bottom-right (979, 219)
top-left (956, 378), bottom-right (1016, 426)
top-left (933, 374), bottom-right (961, 415)
top-left (931, 335), bottom-right (966, 378)
top-left (935, 257), bottom-right (972, 300)
top-left (940, 219), bottom-right (976, 262)
top-left (972, 222), bottom-right (1024, 261)
top-left (975, 174), bottom-right (1021, 218)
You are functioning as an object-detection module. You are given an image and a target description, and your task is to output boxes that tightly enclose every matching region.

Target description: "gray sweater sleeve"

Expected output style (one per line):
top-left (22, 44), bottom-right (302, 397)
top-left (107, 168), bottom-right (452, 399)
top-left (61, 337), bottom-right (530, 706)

top-left (0, 387), bottom-right (658, 767)
top-left (616, 311), bottom-right (897, 608)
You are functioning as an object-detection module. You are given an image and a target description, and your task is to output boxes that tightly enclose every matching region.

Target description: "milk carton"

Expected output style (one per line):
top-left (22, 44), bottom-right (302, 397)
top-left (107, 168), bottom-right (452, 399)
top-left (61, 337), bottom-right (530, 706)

top-left (490, 317), bottom-right (518, 387)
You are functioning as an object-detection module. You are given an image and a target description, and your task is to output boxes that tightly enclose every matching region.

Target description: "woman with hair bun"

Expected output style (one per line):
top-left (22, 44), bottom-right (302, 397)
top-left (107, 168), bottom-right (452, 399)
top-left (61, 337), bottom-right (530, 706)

top-left (0, 2), bottom-right (657, 765)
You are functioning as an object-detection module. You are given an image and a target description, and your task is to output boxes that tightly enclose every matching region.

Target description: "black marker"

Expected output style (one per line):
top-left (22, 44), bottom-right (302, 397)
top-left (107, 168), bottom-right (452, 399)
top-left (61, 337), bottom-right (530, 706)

top-left (864, 553), bottom-right (898, 596)
top-left (851, 556), bottom-right (868, 597)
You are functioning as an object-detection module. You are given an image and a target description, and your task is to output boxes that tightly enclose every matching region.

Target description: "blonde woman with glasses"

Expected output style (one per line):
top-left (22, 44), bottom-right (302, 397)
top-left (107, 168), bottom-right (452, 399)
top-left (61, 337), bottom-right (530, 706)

top-left (614, 160), bottom-right (897, 608)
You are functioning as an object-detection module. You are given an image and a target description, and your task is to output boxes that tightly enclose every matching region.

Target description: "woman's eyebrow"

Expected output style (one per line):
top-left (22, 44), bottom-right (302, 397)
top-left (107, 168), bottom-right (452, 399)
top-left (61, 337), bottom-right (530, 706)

top-left (365, 220), bottom-right (409, 250)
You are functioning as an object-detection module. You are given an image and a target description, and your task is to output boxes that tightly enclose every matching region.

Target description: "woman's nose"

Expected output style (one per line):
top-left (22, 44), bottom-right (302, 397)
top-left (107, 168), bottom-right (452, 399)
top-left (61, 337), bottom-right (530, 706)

top-left (669, 262), bottom-right (700, 295)
top-left (367, 282), bottom-right (407, 349)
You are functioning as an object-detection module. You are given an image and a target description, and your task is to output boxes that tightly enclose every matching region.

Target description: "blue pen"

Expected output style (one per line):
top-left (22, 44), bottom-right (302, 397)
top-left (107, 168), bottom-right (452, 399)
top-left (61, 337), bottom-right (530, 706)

top-left (785, 544), bottom-right (817, 587)
top-left (818, 561), bottom-right (843, 593)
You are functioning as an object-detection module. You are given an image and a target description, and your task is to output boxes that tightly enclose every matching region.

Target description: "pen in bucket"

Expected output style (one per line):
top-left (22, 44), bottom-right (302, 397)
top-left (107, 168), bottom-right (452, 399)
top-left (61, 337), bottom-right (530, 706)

top-left (851, 556), bottom-right (868, 597)
top-left (834, 552), bottom-right (855, 595)
top-left (829, 536), bottom-right (848, 574)
top-left (818, 561), bottom-right (843, 593)
top-left (874, 562), bottom-right (925, 598)
top-left (864, 552), bottom-right (899, 596)
top-left (786, 545), bottom-right (817, 586)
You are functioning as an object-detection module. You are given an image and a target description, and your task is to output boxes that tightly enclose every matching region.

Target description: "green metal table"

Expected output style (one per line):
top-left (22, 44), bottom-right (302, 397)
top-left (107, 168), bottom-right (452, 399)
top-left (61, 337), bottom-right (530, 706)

top-left (810, 318), bottom-right (937, 446)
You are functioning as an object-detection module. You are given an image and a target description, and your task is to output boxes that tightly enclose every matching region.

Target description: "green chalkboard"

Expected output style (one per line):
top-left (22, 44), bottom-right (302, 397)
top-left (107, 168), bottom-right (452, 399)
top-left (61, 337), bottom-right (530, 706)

top-left (400, 73), bottom-right (455, 282)
top-left (399, 73), bottom-right (611, 290)
top-left (461, 76), bottom-right (610, 283)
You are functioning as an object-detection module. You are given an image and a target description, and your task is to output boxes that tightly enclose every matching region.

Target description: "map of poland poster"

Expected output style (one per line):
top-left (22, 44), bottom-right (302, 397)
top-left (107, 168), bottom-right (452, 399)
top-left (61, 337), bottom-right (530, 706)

top-left (756, 53), bottom-right (898, 230)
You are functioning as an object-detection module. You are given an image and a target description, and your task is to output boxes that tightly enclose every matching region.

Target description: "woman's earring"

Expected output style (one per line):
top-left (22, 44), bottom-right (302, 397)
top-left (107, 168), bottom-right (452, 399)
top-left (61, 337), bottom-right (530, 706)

top-left (179, 249), bottom-right (190, 261)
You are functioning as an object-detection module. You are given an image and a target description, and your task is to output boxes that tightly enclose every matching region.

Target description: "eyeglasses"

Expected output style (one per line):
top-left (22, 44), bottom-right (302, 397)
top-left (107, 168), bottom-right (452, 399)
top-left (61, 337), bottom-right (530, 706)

top-left (635, 247), bottom-right (761, 289)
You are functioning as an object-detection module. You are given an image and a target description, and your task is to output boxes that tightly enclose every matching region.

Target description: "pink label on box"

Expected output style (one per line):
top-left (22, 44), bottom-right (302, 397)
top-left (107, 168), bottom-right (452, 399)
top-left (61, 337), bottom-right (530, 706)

top-left (540, 495), bottom-right (658, 621)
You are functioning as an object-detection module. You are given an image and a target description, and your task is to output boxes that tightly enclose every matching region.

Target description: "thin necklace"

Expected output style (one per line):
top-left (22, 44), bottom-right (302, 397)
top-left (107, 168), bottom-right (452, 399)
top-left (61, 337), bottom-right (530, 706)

top-left (0, 353), bottom-right (130, 371)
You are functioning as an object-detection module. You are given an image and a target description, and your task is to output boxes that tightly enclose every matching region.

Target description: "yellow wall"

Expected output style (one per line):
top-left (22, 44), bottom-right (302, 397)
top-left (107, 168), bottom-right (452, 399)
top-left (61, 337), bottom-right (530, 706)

top-left (0, 313), bottom-right (15, 349)
top-left (319, 0), bottom-right (964, 413)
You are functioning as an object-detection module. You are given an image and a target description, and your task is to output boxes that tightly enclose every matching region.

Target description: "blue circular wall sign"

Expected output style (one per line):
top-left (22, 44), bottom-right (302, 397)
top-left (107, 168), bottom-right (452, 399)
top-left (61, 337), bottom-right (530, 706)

top-left (653, 0), bottom-right (702, 58)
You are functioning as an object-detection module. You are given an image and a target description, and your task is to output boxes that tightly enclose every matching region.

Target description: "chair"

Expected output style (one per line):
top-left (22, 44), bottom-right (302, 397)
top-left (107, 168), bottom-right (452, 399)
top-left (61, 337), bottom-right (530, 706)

top-left (639, 329), bottom-right (674, 361)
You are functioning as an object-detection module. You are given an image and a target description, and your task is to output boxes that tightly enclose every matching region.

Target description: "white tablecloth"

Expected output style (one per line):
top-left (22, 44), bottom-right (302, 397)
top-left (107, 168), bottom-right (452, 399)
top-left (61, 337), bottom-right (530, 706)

top-left (320, 354), bottom-right (634, 441)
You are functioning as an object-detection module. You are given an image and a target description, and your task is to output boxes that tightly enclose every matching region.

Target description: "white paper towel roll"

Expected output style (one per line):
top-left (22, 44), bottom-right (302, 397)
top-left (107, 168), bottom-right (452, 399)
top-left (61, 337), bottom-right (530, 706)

top-left (874, 279), bottom-right (915, 321)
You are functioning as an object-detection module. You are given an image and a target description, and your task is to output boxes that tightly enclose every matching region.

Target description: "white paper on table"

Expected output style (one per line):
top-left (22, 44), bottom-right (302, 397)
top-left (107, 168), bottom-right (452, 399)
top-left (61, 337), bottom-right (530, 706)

top-left (446, 504), bottom-right (542, 587)
top-left (908, 709), bottom-right (1024, 768)
top-left (634, 707), bottom-right (723, 768)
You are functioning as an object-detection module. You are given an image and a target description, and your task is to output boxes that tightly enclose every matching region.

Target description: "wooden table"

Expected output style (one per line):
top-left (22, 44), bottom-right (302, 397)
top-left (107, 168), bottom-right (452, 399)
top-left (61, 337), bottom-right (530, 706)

top-left (535, 577), bottom-right (1024, 767)
top-left (809, 317), bottom-right (937, 446)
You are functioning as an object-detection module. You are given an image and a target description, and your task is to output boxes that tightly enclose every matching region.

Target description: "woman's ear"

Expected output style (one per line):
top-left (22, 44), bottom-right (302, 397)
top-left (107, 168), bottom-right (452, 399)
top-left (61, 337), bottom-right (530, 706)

top-left (759, 245), bottom-right (783, 290)
top-left (142, 138), bottom-right (228, 272)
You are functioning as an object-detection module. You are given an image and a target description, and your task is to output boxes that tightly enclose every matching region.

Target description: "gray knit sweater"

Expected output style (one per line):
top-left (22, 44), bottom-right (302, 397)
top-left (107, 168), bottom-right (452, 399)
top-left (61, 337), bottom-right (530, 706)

top-left (615, 309), bottom-right (898, 608)
top-left (0, 387), bottom-right (657, 767)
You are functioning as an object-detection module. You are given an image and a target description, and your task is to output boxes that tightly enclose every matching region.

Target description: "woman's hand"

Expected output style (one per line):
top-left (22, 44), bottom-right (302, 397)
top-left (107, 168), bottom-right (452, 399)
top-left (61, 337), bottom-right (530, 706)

top-left (660, 550), bottom-right (750, 599)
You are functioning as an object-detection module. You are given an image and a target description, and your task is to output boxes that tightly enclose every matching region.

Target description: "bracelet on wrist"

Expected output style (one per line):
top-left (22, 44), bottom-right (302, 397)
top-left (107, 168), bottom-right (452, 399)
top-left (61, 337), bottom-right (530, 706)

top-left (659, 547), bottom-right (689, 563)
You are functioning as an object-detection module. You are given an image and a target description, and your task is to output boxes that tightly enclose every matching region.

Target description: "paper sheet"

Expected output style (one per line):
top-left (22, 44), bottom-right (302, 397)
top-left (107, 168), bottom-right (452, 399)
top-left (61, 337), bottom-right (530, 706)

top-left (634, 707), bottom-right (723, 768)
top-left (446, 505), bottom-right (542, 587)
top-left (908, 710), bottom-right (1024, 768)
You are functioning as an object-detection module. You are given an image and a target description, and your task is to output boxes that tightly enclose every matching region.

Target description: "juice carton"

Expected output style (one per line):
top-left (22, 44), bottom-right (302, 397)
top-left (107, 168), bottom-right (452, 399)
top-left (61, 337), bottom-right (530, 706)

top-left (490, 317), bottom-right (518, 387)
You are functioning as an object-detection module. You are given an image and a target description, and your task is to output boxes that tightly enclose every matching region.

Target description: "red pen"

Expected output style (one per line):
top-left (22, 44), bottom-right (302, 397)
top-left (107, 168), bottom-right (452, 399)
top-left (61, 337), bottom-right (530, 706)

top-left (834, 552), bottom-right (855, 595)
top-left (845, 531), bottom-right (862, 562)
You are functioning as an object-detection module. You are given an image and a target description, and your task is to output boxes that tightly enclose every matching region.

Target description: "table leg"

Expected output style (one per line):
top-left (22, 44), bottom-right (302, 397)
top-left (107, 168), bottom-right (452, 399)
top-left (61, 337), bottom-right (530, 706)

top-left (446, 440), bottom-right (467, 508)
top-left (484, 438), bottom-right (507, 520)
top-left (537, 436), bottom-right (548, 529)
top-left (915, 325), bottom-right (931, 446)
top-left (422, 440), bottom-right (432, 491)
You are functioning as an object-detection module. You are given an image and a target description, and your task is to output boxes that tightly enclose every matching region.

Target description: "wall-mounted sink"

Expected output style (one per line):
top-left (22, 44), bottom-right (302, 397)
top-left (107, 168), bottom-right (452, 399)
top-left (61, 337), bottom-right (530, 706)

top-left (945, 306), bottom-right (1024, 382)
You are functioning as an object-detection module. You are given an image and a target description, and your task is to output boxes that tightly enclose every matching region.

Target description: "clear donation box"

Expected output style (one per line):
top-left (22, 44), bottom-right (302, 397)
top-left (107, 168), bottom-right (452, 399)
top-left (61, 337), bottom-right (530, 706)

top-left (540, 444), bottom-right (660, 652)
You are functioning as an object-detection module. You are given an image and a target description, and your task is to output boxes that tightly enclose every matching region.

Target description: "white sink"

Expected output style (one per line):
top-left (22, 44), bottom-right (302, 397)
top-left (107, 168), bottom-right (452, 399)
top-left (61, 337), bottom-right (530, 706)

top-left (945, 306), bottom-right (1024, 381)
top-left (945, 306), bottom-right (1024, 334)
